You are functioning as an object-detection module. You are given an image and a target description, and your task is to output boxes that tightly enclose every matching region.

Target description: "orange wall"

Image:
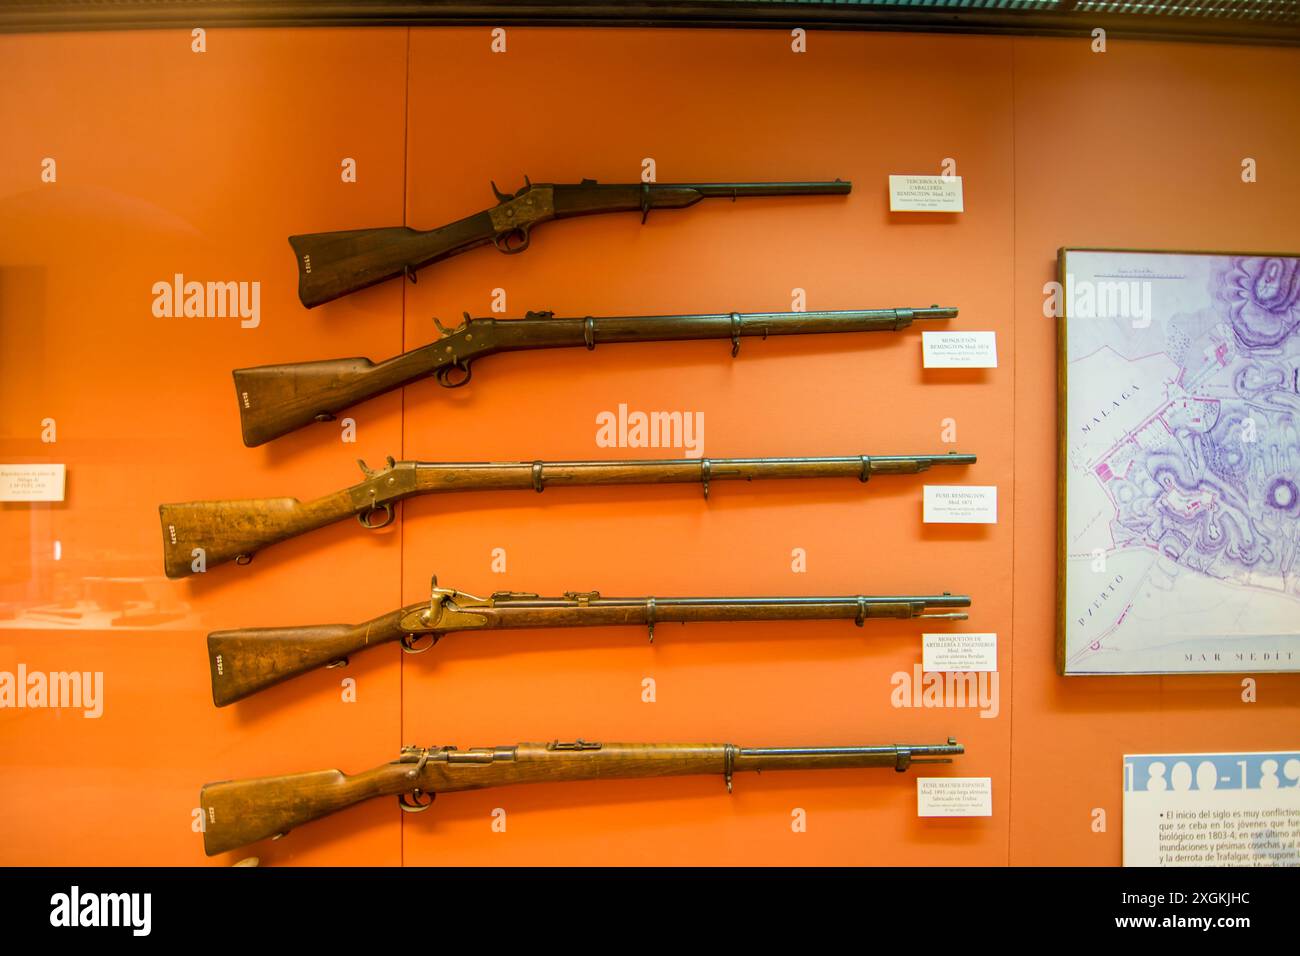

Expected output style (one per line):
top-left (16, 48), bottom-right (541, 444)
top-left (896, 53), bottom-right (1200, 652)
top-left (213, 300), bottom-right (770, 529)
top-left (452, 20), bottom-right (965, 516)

top-left (0, 27), bottom-right (1295, 866)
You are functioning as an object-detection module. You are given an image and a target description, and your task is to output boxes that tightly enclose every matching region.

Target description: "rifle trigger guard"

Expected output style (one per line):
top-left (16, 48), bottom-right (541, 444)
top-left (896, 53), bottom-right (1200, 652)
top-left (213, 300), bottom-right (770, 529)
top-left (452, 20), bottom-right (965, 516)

top-left (400, 633), bottom-right (438, 655)
top-left (234, 552), bottom-right (253, 566)
top-left (358, 502), bottom-right (395, 530)
top-left (730, 312), bottom-right (743, 357)
top-left (493, 226), bottom-right (531, 255)
top-left (397, 789), bottom-right (434, 813)
top-left (435, 360), bottom-right (473, 388)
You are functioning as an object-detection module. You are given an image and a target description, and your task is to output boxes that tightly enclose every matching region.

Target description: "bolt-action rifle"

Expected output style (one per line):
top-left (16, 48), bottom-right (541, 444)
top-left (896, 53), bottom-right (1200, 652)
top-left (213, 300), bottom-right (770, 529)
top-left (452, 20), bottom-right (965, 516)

top-left (199, 736), bottom-right (964, 856)
top-left (233, 305), bottom-right (956, 446)
top-left (207, 578), bottom-right (972, 706)
top-left (289, 177), bottom-right (851, 308)
top-left (158, 452), bottom-right (977, 579)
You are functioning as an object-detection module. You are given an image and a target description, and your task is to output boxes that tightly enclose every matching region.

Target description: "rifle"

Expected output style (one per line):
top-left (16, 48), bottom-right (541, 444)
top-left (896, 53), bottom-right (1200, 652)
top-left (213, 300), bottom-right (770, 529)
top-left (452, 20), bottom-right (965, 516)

top-left (234, 305), bottom-right (957, 447)
top-left (289, 177), bottom-right (851, 308)
top-left (207, 579), bottom-right (972, 706)
top-left (158, 452), bottom-right (977, 579)
top-left (200, 737), bottom-right (964, 856)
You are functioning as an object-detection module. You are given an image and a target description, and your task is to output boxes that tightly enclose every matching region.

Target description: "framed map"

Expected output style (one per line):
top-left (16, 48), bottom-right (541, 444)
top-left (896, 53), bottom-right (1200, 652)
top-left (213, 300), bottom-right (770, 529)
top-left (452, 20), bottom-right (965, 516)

top-left (1057, 248), bottom-right (1300, 675)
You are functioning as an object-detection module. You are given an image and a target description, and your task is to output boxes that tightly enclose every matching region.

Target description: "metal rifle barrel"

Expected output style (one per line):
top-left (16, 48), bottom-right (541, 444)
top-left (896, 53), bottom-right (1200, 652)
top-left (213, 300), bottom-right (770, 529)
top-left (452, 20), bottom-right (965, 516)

top-left (486, 594), bottom-right (971, 609)
top-left (491, 307), bottom-right (957, 352)
top-left (411, 453), bottom-right (977, 491)
top-left (679, 180), bottom-right (852, 196)
top-left (734, 740), bottom-right (964, 773)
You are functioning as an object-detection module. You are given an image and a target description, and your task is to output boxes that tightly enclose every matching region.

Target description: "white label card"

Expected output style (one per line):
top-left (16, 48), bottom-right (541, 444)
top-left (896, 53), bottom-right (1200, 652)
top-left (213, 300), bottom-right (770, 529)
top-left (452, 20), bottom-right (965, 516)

top-left (888, 175), bottom-right (964, 213)
top-left (922, 331), bottom-right (998, 368)
top-left (923, 633), bottom-right (997, 672)
top-left (917, 777), bottom-right (992, 817)
top-left (923, 485), bottom-right (997, 524)
top-left (0, 464), bottom-right (66, 502)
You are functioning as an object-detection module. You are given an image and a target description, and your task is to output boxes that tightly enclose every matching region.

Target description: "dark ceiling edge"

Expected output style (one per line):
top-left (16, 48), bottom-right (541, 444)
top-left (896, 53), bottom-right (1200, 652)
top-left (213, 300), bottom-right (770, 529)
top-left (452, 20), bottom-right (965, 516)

top-left (2, 4), bottom-right (1298, 46)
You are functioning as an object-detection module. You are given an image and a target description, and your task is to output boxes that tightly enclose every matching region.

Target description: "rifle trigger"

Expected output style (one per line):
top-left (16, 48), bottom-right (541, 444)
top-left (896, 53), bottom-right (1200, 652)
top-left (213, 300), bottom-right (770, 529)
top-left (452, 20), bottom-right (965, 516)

top-left (434, 361), bottom-right (472, 389)
top-left (357, 502), bottom-right (395, 530)
top-left (397, 789), bottom-right (434, 813)
top-left (400, 633), bottom-right (438, 655)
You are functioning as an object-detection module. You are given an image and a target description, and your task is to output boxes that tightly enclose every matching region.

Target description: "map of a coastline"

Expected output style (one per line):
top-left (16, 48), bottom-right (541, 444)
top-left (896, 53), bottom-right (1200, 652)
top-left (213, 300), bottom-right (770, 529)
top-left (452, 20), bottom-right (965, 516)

top-left (1063, 251), bottom-right (1300, 674)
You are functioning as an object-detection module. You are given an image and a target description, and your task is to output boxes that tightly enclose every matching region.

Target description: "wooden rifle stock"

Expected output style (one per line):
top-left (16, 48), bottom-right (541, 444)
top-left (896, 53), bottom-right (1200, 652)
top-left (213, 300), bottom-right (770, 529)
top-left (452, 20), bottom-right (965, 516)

top-left (200, 737), bottom-right (964, 856)
top-left (158, 452), bottom-right (976, 579)
top-left (289, 178), bottom-right (851, 308)
top-left (234, 306), bottom-right (958, 446)
top-left (208, 608), bottom-right (409, 706)
top-left (206, 583), bottom-right (972, 706)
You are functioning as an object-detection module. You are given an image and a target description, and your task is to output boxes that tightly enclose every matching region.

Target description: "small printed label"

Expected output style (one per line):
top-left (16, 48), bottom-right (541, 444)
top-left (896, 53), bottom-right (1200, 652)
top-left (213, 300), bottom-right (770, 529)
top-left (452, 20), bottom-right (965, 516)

top-left (888, 174), bottom-right (964, 213)
top-left (923, 485), bottom-right (997, 524)
top-left (215, 654), bottom-right (224, 676)
top-left (0, 464), bottom-right (66, 502)
top-left (922, 331), bottom-right (998, 368)
top-left (923, 633), bottom-right (997, 672)
top-left (917, 777), bottom-right (992, 817)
